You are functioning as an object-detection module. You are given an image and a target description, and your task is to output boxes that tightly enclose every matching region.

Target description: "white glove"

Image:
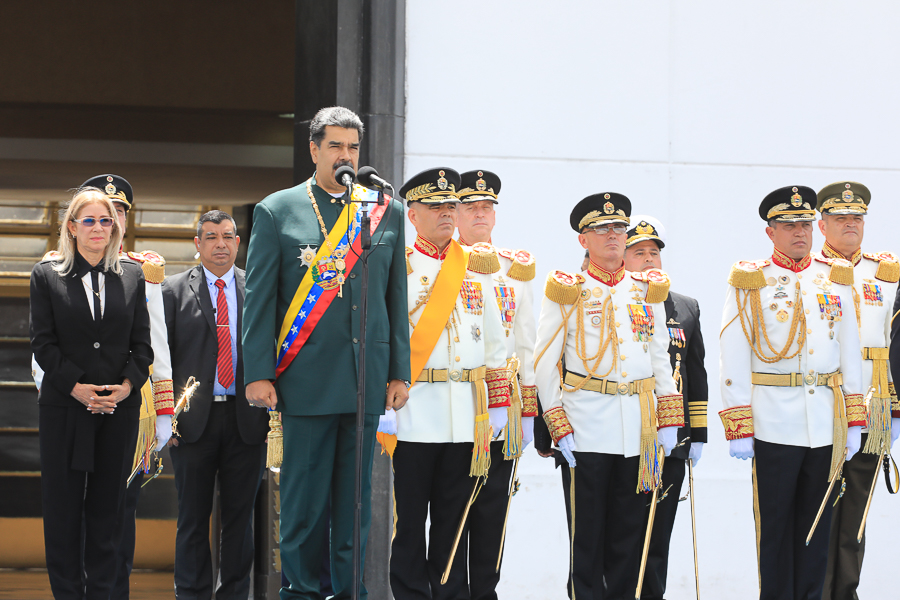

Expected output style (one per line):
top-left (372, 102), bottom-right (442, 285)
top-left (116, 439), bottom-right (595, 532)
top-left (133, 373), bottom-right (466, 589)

top-left (729, 437), bottom-right (754, 460)
top-left (689, 442), bottom-right (704, 467)
top-left (658, 426), bottom-right (678, 456)
top-left (377, 409), bottom-right (397, 435)
top-left (557, 434), bottom-right (577, 468)
top-left (155, 414), bottom-right (173, 451)
top-left (489, 406), bottom-right (508, 438)
top-left (845, 425), bottom-right (862, 462)
top-left (891, 418), bottom-right (900, 447)
top-left (521, 416), bottom-right (535, 449)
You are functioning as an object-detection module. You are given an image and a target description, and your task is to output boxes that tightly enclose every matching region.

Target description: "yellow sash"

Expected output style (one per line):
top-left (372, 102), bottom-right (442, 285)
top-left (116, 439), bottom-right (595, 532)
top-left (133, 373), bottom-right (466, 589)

top-left (409, 240), bottom-right (469, 385)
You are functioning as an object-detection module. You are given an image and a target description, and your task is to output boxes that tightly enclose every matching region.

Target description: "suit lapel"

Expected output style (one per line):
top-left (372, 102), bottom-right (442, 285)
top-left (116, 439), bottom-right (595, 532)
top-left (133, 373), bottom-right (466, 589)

top-left (189, 266), bottom-right (217, 335)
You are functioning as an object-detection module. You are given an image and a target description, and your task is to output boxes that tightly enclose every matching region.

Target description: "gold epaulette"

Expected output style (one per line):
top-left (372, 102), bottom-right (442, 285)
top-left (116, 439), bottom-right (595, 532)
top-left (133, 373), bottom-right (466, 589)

top-left (544, 270), bottom-right (583, 305)
top-left (864, 251), bottom-right (900, 283)
top-left (405, 246), bottom-right (413, 275)
top-left (814, 255), bottom-right (854, 286)
top-left (498, 248), bottom-right (536, 282)
top-left (41, 250), bottom-right (61, 262)
top-left (466, 242), bottom-right (501, 275)
top-left (630, 269), bottom-right (670, 303)
top-left (727, 260), bottom-right (769, 290)
top-left (127, 251), bottom-right (166, 284)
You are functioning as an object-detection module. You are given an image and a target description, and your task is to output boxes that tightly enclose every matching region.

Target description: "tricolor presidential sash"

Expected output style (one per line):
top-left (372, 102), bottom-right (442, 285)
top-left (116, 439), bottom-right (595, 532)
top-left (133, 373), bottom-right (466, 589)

top-left (275, 182), bottom-right (387, 377)
top-left (409, 240), bottom-right (469, 385)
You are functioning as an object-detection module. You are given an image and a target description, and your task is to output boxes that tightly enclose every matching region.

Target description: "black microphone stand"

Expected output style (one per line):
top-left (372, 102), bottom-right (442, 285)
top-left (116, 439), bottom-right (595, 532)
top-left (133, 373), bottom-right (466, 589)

top-left (346, 180), bottom-right (389, 600)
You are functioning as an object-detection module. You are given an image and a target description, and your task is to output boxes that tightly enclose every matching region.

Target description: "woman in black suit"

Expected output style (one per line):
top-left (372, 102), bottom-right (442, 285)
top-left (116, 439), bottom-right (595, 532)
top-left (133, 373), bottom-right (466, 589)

top-left (30, 188), bottom-right (152, 600)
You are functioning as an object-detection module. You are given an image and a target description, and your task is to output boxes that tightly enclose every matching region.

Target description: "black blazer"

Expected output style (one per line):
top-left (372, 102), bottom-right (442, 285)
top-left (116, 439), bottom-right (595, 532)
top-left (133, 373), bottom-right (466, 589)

top-left (162, 264), bottom-right (268, 445)
top-left (664, 291), bottom-right (709, 460)
top-left (30, 258), bottom-right (152, 407)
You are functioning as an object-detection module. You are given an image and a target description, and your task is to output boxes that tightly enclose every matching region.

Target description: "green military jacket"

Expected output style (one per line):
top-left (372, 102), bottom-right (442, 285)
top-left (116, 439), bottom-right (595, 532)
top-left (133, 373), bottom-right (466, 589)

top-left (242, 175), bottom-right (411, 415)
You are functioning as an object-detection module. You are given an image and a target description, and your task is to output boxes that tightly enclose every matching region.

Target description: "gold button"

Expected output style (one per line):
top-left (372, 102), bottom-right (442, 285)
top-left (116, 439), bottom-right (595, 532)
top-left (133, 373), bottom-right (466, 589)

top-left (611, 289), bottom-right (616, 294)
top-left (725, 379), bottom-right (733, 386)
top-left (805, 309), bottom-right (810, 314)
top-left (618, 339), bottom-right (624, 344)
top-left (802, 290), bottom-right (807, 295)
top-left (622, 371), bottom-right (628, 378)
top-left (807, 328), bottom-right (812, 334)
top-left (809, 370), bottom-right (814, 375)
top-left (809, 389), bottom-right (815, 395)
top-left (616, 322), bottom-right (621, 327)
top-left (797, 274), bottom-right (803, 279)
top-left (809, 349), bottom-right (815, 354)
top-left (455, 356), bottom-right (460, 362)
top-left (620, 355), bottom-right (626, 361)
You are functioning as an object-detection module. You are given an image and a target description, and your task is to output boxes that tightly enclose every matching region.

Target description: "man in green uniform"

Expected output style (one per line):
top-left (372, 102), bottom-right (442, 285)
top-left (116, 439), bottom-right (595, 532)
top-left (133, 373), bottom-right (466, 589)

top-left (242, 106), bottom-right (411, 600)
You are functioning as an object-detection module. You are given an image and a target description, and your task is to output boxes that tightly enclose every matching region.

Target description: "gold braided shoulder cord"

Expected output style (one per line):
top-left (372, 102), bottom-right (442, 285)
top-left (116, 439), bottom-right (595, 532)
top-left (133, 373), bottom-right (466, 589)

top-left (563, 295), bottom-right (617, 392)
top-left (736, 285), bottom-right (806, 364)
top-left (852, 287), bottom-right (861, 330)
top-left (535, 301), bottom-right (579, 387)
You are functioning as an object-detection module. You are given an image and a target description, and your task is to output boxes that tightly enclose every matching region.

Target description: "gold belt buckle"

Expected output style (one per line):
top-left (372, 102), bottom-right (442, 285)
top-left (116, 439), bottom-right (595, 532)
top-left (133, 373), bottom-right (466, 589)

top-left (450, 369), bottom-right (461, 382)
top-left (617, 382), bottom-right (629, 396)
top-left (805, 374), bottom-right (815, 386)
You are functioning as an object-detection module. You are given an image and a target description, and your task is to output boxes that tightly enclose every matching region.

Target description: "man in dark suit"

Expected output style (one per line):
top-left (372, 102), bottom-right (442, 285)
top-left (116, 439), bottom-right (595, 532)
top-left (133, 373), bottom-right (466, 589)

top-left (624, 215), bottom-right (708, 600)
top-left (243, 106), bottom-right (411, 599)
top-left (162, 210), bottom-right (269, 600)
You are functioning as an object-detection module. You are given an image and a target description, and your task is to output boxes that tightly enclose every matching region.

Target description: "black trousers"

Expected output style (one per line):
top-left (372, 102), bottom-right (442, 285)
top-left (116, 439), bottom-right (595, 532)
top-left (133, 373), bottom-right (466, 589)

top-left (391, 442), bottom-right (477, 600)
top-left (640, 457), bottom-right (686, 600)
top-left (755, 440), bottom-right (833, 600)
top-left (39, 404), bottom-right (140, 600)
top-left (169, 402), bottom-right (266, 600)
top-left (822, 433), bottom-right (881, 600)
top-left (456, 440), bottom-right (516, 600)
top-left (111, 472), bottom-right (143, 600)
top-left (560, 452), bottom-right (645, 600)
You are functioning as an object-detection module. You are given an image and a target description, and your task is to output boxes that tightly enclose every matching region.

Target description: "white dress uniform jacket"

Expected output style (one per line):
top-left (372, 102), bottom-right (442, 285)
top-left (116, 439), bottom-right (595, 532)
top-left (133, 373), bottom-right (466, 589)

top-left (816, 246), bottom-right (899, 427)
top-left (719, 253), bottom-right (863, 448)
top-left (398, 238), bottom-right (509, 444)
top-left (533, 264), bottom-right (681, 456)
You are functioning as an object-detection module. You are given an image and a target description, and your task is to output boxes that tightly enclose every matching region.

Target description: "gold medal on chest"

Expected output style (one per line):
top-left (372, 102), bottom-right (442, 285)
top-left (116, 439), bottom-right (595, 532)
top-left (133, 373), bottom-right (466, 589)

top-left (776, 309), bottom-right (789, 322)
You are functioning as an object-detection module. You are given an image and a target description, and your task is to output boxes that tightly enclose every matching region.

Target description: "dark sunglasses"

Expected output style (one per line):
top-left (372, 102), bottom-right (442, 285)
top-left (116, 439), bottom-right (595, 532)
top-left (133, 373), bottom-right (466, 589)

top-left (73, 217), bottom-right (115, 228)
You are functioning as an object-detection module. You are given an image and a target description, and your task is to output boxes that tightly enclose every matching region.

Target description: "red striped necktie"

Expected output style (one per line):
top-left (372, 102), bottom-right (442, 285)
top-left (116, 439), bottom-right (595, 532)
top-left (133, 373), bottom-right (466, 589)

top-left (215, 279), bottom-right (234, 389)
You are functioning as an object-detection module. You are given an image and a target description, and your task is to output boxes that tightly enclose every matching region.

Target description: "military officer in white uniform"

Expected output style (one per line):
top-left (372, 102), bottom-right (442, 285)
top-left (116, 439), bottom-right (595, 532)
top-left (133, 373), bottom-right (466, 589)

top-left (719, 185), bottom-right (864, 600)
top-left (455, 169), bottom-right (538, 600)
top-left (533, 193), bottom-right (684, 600)
top-left (388, 168), bottom-right (511, 600)
top-left (814, 181), bottom-right (900, 600)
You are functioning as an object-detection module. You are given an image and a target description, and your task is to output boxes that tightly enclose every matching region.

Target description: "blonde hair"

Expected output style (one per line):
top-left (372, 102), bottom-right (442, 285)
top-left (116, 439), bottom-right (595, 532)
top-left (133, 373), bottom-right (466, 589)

top-left (53, 188), bottom-right (124, 276)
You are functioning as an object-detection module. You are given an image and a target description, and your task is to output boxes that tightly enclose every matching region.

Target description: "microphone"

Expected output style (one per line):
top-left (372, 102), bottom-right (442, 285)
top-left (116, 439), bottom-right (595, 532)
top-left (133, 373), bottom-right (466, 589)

top-left (334, 165), bottom-right (356, 188)
top-left (357, 166), bottom-right (393, 191)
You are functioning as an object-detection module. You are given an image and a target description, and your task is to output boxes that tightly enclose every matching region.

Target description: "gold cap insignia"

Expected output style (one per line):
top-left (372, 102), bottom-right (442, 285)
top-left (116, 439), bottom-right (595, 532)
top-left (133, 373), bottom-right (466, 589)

top-left (603, 201), bottom-right (614, 214)
top-left (845, 183), bottom-right (852, 189)
top-left (476, 174), bottom-right (486, 191)
top-left (105, 183), bottom-right (116, 195)
top-left (636, 222), bottom-right (653, 235)
top-left (791, 193), bottom-right (802, 207)
top-left (106, 176), bottom-right (114, 182)
top-left (792, 187), bottom-right (798, 192)
top-left (603, 193), bottom-right (611, 199)
top-left (841, 189), bottom-right (853, 202)
top-left (437, 170), bottom-right (448, 190)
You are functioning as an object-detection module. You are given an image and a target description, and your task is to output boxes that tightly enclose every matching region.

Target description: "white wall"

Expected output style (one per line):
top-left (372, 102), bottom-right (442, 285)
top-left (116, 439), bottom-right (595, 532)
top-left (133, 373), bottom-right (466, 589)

top-left (405, 2), bottom-right (900, 598)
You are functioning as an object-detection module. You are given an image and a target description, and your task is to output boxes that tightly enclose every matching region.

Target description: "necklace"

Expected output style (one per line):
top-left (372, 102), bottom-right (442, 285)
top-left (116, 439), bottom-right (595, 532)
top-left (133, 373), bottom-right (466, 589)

top-left (306, 180), bottom-right (349, 297)
top-left (81, 276), bottom-right (105, 301)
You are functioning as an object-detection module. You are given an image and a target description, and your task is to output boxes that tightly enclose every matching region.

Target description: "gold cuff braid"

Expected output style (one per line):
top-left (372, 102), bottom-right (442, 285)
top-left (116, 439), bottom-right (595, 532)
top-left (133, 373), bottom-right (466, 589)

top-left (486, 367), bottom-right (511, 408)
top-left (543, 406), bottom-right (573, 443)
top-left (719, 405), bottom-right (754, 440)
top-left (521, 385), bottom-right (538, 417)
top-left (891, 382), bottom-right (900, 417)
top-left (656, 394), bottom-right (685, 429)
top-left (152, 379), bottom-right (175, 415)
top-left (845, 393), bottom-right (867, 427)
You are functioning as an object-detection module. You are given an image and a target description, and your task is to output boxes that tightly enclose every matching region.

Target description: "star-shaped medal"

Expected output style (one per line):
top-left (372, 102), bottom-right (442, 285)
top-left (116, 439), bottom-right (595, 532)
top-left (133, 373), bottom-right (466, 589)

top-left (298, 245), bottom-right (317, 268)
top-left (471, 324), bottom-right (482, 342)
